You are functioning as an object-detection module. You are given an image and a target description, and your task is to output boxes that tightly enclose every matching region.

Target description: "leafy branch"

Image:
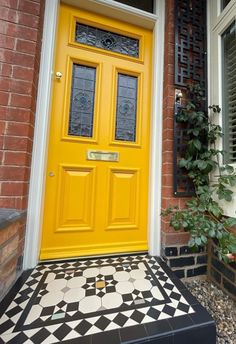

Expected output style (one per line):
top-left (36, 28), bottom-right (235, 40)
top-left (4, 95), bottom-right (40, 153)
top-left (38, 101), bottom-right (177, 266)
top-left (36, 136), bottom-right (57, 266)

top-left (162, 85), bottom-right (236, 262)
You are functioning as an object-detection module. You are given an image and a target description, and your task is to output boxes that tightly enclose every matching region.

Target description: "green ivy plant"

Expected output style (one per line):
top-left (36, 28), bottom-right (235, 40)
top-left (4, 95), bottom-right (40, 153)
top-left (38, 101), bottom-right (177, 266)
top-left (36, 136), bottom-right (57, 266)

top-left (162, 85), bottom-right (236, 262)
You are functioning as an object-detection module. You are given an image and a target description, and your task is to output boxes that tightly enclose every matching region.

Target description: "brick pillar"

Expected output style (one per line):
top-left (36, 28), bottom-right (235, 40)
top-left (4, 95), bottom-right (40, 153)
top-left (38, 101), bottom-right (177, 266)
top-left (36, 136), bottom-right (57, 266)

top-left (161, 0), bottom-right (190, 247)
top-left (0, 0), bottom-right (45, 300)
top-left (0, 0), bottom-right (45, 210)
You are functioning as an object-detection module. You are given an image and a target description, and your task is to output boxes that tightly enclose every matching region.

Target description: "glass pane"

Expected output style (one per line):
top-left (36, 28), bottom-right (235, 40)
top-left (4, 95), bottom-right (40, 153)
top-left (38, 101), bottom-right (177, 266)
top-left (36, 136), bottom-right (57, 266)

top-left (75, 23), bottom-right (139, 58)
top-left (222, 21), bottom-right (236, 163)
top-left (115, 74), bottom-right (138, 142)
top-left (68, 64), bottom-right (96, 138)
top-left (113, 0), bottom-right (154, 13)
top-left (221, 0), bottom-right (231, 10)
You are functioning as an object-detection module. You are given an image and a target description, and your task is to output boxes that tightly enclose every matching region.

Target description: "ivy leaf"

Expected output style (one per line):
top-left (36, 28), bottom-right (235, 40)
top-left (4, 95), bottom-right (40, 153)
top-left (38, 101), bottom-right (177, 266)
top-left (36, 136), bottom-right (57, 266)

top-left (224, 217), bottom-right (236, 228)
top-left (217, 188), bottom-right (233, 202)
top-left (193, 139), bottom-right (201, 151)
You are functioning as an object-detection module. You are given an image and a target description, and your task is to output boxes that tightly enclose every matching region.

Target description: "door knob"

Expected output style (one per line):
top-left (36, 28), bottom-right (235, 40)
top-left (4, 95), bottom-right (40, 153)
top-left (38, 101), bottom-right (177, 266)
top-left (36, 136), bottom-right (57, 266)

top-left (49, 171), bottom-right (55, 177)
top-left (55, 71), bottom-right (63, 80)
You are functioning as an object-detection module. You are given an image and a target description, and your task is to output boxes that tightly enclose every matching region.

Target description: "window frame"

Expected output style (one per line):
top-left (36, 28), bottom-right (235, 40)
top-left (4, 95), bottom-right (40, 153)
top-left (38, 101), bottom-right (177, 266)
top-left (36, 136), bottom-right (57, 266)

top-left (208, 0), bottom-right (236, 216)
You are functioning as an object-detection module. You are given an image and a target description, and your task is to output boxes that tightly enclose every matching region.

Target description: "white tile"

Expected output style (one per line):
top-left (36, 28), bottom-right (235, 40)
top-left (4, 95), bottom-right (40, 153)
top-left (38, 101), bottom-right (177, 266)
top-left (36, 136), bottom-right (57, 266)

top-left (158, 312), bottom-right (171, 320)
top-left (67, 276), bottom-right (86, 289)
top-left (40, 291), bottom-right (64, 307)
top-left (130, 269), bottom-right (145, 280)
top-left (79, 295), bottom-right (101, 313)
top-left (116, 281), bottom-right (134, 294)
top-left (25, 305), bottom-right (43, 325)
top-left (46, 279), bottom-right (67, 292)
top-left (63, 330), bottom-right (81, 340)
top-left (45, 273), bottom-right (56, 284)
top-left (133, 279), bottom-right (152, 292)
top-left (174, 309), bottom-right (187, 317)
top-left (63, 288), bottom-right (85, 303)
top-left (151, 286), bottom-right (165, 300)
top-left (113, 271), bottom-right (130, 282)
top-left (102, 292), bottom-right (123, 309)
top-left (83, 268), bottom-right (99, 278)
top-left (100, 266), bottom-right (116, 275)
top-left (138, 262), bottom-right (147, 271)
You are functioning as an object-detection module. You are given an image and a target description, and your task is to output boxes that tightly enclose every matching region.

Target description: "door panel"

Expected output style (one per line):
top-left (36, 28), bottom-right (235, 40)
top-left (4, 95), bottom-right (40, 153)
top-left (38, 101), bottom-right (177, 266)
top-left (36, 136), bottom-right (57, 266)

top-left (40, 4), bottom-right (152, 259)
top-left (56, 165), bottom-right (96, 231)
top-left (107, 168), bottom-right (139, 230)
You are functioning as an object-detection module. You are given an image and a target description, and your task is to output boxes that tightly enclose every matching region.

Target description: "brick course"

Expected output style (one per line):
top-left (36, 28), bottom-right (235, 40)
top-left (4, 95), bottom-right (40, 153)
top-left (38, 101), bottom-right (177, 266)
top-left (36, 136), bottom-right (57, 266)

top-left (0, 0), bottom-right (45, 209)
top-left (0, 0), bottom-right (45, 299)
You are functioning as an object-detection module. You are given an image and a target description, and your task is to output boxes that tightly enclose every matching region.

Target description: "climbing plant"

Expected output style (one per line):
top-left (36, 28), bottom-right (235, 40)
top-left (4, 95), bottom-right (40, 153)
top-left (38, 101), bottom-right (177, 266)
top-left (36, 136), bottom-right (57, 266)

top-left (162, 85), bottom-right (236, 262)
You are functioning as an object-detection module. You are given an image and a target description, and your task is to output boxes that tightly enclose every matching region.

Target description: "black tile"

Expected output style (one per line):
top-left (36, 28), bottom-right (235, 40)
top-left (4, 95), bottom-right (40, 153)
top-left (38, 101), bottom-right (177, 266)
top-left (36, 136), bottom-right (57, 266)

top-left (5, 305), bottom-right (22, 318)
top-left (120, 324), bottom-right (148, 343)
top-left (210, 267), bottom-right (221, 284)
top-left (162, 305), bottom-right (176, 317)
top-left (189, 304), bottom-right (214, 325)
top-left (41, 306), bottom-right (55, 316)
top-left (147, 307), bottom-right (161, 320)
top-left (169, 257), bottom-right (195, 268)
top-left (53, 323), bottom-right (72, 340)
top-left (75, 320), bottom-right (93, 336)
top-left (94, 316), bottom-right (110, 330)
top-left (145, 319), bottom-right (172, 337)
top-left (113, 313), bottom-right (128, 326)
top-left (8, 332), bottom-right (29, 344)
top-left (149, 335), bottom-right (174, 344)
top-left (130, 310), bottom-right (145, 323)
top-left (178, 288), bottom-right (198, 305)
top-left (187, 265), bottom-right (207, 278)
top-left (164, 247), bottom-right (178, 257)
top-left (223, 278), bottom-right (236, 297)
top-left (92, 329), bottom-right (120, 344)
top-left (173, 269), bottom-right (185, 279)
top-left (31, 328), bottom-right (50, 344)
top-left (173, 324), bottom-right (216, 344)
top-left (196, 255), bottom-right (207, 264)
top-left (212, 258), bottom-right (235, 282)
top-left (62, 334), bottom-right (92, 344)
top-left (167, 314), bottom-right (193, 331)
top-left (67, 302), bottom-right (79, 312)
top-left (0, 319), bottom-right (15, 335)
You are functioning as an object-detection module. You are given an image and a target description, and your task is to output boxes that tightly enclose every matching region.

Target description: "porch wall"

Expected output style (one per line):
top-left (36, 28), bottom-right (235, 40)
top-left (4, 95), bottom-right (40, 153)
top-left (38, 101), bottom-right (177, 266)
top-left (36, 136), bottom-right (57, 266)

top-left (0, 0), bottom-right (45, 300)
top-left (161, 0), bottom-right (189, 246)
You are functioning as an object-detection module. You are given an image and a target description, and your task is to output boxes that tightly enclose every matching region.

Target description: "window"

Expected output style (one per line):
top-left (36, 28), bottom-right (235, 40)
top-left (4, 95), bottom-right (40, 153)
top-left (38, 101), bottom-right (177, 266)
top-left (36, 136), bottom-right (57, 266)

top-left (209, 0), bottom-right (236, 216)
top-left (222, 22), bottom-right (236, 163)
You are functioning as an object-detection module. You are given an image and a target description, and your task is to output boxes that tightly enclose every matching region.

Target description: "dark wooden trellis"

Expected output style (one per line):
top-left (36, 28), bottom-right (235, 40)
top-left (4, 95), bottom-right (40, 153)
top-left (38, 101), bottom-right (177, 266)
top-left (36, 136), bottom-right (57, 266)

top-left (173, 0), bottom-right (207, 196)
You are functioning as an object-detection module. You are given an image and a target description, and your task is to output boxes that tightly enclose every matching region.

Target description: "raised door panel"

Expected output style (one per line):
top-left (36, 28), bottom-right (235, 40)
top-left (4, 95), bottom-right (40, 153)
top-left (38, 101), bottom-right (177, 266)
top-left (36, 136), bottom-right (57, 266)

top-left (107, 168), bottom-right (139, 230)
top-left (56, 165), bottom-right (96, 232)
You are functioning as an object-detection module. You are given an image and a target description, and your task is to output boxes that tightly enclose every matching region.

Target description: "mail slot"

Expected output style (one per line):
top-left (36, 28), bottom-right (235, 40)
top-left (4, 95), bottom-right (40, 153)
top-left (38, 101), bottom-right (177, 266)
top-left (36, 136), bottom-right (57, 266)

top-left (87, 150), bottom-right (119, 162)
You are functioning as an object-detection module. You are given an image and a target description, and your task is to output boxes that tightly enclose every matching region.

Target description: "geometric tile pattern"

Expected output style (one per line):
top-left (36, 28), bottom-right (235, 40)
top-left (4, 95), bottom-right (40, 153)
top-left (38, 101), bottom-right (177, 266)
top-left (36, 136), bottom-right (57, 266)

top-left (0, 255), bottom-right (195, 343)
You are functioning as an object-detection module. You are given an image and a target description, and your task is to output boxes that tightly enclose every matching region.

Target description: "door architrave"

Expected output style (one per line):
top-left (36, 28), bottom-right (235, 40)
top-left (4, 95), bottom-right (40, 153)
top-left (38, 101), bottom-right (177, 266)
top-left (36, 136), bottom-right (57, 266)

top-left (23, 0), bottom-right (165, 269)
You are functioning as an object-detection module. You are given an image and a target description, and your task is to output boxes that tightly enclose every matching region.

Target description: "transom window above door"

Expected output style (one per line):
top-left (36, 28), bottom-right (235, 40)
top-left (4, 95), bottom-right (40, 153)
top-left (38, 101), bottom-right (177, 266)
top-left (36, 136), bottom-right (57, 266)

top-left (75, 23), bottom-right (139, 58)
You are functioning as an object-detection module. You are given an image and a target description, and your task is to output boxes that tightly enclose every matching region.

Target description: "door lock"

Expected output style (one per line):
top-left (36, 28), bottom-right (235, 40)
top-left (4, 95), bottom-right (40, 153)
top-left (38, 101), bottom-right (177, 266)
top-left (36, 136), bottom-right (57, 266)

top-left (55, 71), bottom-right (63, 80)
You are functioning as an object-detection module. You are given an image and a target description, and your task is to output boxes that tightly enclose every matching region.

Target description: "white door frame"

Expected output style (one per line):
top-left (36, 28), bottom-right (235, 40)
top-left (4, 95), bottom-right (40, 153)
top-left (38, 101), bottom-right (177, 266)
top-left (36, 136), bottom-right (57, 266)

top-left (23, 0), bottom-right (165, 269)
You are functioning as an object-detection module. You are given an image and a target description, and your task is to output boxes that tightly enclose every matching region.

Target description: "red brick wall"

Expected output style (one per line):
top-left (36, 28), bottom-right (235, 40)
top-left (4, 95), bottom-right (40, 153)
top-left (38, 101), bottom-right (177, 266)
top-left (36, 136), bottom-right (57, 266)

top-left (161, 0), bottom-right (189, 247)
top-left (0, 0), bottom-right (45, 210)
top-left (0, 0), bottom-right (45, 300)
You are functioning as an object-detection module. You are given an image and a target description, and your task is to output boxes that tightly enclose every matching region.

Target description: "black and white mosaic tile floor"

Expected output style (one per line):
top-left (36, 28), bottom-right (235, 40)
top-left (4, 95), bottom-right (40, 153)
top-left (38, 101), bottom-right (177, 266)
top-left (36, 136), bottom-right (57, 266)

top-left (0, 255), bottom-right (216, 344)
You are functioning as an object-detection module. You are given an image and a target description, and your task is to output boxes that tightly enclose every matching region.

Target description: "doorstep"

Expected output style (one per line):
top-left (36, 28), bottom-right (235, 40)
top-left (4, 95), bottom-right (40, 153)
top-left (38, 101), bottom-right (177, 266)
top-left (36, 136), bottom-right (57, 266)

top-left (0, 254), bottom-right (216, 344)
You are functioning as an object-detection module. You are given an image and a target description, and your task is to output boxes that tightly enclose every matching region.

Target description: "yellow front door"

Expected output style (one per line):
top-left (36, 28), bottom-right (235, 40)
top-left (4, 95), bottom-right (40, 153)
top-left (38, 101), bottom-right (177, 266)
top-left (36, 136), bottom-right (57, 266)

top-left (40, 4), bottom-right (153, 260)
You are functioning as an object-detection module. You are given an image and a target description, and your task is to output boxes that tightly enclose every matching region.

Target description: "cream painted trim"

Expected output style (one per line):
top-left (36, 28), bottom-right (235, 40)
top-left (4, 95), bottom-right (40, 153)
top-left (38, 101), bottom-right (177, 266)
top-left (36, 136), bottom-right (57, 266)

top-left (62, 0), bottom-right (157, 29)
top-left (208, 0), bottom-right (236, 218)
top-left (24, 0), bottom-right (164, 269)
top-left (148, 0), bottom-right (165, 256)
top-left (23, 0), bottom-right (60, 269)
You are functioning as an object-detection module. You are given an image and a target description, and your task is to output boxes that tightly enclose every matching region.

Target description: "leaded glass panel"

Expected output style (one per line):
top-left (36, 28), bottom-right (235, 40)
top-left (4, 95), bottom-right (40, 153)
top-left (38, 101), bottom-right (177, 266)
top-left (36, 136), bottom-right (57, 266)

top-left (75, 23), bottom-right (139, 58)
top-left (115, 74), bottom-right (138, 142)
top-left (68, 64), bottom-right (96, 138)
